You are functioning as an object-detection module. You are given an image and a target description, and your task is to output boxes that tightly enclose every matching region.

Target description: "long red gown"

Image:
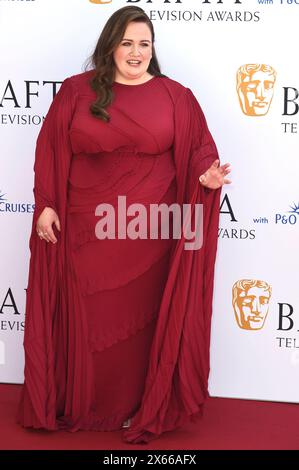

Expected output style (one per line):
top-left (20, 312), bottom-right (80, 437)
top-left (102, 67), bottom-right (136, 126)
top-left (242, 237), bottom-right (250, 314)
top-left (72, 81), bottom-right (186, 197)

top-left (17, 69), bottom-right (222, 444)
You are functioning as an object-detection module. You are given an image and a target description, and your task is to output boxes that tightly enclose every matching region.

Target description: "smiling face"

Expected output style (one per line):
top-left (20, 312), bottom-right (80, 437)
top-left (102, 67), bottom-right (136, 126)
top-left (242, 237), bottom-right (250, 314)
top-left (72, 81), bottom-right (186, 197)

top-left (113, 21), bottom-right (153, 83)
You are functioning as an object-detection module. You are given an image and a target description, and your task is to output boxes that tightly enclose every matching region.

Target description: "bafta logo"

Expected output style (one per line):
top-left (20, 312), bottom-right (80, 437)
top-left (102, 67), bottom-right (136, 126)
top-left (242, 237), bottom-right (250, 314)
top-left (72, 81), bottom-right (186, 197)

top-left (89, 0), bottom-right (112, 4)
top-left (236, 64), bottom-right (277, 116)
top-left (232, 279), bottom-right (272, 330)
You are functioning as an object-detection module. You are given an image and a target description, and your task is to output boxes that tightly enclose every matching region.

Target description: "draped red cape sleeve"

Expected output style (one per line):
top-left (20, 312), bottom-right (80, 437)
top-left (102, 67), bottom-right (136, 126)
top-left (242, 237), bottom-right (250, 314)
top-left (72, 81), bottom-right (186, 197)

top-left (122, 86), bottom-right (222, 444)
top-left (17, 76), bottom-right (221, 441)
top-left (18, 78), bottom-right (94, 430)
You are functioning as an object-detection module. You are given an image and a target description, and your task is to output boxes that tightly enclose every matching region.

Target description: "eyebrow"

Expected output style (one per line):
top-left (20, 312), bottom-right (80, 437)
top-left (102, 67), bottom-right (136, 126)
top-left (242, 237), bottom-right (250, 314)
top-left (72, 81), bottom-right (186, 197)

top-left (122, 39), bottom-right (151, 43)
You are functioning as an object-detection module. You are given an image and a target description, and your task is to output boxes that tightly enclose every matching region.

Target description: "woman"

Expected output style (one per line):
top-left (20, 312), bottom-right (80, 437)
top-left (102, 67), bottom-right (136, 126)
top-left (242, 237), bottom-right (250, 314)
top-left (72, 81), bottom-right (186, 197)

top-left (17, 6), bottom-right (231, 444)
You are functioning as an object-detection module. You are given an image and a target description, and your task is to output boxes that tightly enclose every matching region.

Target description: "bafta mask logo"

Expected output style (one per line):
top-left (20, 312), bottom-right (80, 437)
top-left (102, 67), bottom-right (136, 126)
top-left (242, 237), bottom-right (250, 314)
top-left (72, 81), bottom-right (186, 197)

top-left (236, 64), bottom-right (277, 116)
top-left (232, 279), bottom-right (272, 330)
top-left (89, 0), bottom-right (112, 4)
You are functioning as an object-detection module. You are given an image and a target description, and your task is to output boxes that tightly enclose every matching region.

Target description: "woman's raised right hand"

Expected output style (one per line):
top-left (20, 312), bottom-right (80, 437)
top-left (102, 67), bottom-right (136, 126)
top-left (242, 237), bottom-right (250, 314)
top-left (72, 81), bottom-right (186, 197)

top-left (36, 207), bottom-right (61, 243)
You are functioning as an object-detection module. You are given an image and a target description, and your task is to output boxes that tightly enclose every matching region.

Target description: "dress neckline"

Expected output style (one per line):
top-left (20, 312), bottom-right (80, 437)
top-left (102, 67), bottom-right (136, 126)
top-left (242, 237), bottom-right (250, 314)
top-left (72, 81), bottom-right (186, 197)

top-left (113, 76), bottom-right (157, 87)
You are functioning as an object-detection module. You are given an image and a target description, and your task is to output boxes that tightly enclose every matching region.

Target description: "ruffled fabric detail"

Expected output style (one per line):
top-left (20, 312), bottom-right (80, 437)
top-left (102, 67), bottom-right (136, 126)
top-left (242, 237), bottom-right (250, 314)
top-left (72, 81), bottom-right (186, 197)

top-left (88, 305), bottom-right (160, 354)
top-left (73, 248), bottom-right (172, 353)
top-left (66, 173), bottom-right (177, 354)
top-left (56, 408), bottom-right (134, 432)
top-left (74, 240), bottom-right (172, 296)
top-left (17, 382), bottom-right (136, 432)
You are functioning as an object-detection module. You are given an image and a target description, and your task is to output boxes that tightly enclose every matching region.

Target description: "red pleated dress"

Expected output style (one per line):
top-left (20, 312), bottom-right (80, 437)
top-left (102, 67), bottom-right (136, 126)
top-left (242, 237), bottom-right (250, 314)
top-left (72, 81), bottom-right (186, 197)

top-left (17, 70), bottom-right (221, 443)
top-left (63, 75), bottom-right (177, 429)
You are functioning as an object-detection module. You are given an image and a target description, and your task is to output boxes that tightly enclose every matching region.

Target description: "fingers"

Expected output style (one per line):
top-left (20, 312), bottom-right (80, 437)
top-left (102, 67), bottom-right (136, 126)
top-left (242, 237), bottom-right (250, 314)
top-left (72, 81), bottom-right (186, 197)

top-left (45, 227), bottom-right (57, 244)
top-left (211, 159), bottom-right (220, 167)
top-left (221, 163), bottom-right (231, 169)
top-left (220, 163), bottom-right (231, 173)
top-left (199, 160), bottom-right (232, 188)
top-left (213, 161), bottom-right (232, 177)
top-left (36, 225), bottom-right (58, 243)
top-left (220, 163), bottom-right (232, 185)
top-left (219, 164), bottom-right (232, 182)
top-left (36, 227), bottom-right (47, 242)
top-left (54, 217), bottom-right (61, 232)
top-left (199, 172), bottom-right (208, 185)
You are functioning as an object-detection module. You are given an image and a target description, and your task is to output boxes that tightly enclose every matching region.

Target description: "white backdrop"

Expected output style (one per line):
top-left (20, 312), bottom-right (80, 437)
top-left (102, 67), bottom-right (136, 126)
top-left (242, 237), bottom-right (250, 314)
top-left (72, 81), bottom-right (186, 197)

top-left (0, 0), bottom-right (298, 402)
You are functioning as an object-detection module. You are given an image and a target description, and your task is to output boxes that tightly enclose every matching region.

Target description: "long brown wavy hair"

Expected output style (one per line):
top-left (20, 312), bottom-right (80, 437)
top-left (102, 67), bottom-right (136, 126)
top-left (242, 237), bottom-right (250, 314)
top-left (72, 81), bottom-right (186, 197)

top-left (84, 5), bottom-right (167, 123)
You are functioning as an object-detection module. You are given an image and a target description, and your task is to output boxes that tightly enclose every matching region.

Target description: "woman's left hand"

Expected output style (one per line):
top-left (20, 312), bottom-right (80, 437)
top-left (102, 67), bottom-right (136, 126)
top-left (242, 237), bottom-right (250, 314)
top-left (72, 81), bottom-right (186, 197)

top-left (199, 159), bottom-right (232, 189)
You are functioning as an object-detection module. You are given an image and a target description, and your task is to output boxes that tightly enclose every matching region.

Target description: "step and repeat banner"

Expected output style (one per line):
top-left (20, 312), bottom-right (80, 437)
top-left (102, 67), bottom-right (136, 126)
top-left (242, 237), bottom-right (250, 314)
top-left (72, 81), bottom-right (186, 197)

top-left (0, 0), bottom-right (298, 402)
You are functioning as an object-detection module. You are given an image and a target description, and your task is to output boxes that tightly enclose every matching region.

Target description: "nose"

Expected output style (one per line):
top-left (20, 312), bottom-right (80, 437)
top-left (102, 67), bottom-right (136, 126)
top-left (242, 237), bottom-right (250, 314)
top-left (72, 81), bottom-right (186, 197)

top-left (251, 297), bottom-right (261, 315)
top-left (129, 44), bottom-right (141, 56)
top-left (256, 82), bottom-right (266, 101)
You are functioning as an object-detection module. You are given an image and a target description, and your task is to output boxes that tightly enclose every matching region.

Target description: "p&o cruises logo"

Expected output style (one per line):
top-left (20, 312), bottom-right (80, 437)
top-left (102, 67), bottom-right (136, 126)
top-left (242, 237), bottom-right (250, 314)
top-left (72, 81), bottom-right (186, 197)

top-left (0, 189), bottom-right (34, 214)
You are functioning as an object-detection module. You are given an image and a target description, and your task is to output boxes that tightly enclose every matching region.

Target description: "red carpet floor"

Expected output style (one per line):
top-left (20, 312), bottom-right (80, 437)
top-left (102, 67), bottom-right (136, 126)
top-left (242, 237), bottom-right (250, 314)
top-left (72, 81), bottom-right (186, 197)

top-left (1, 384), bottom-right (298, 450)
